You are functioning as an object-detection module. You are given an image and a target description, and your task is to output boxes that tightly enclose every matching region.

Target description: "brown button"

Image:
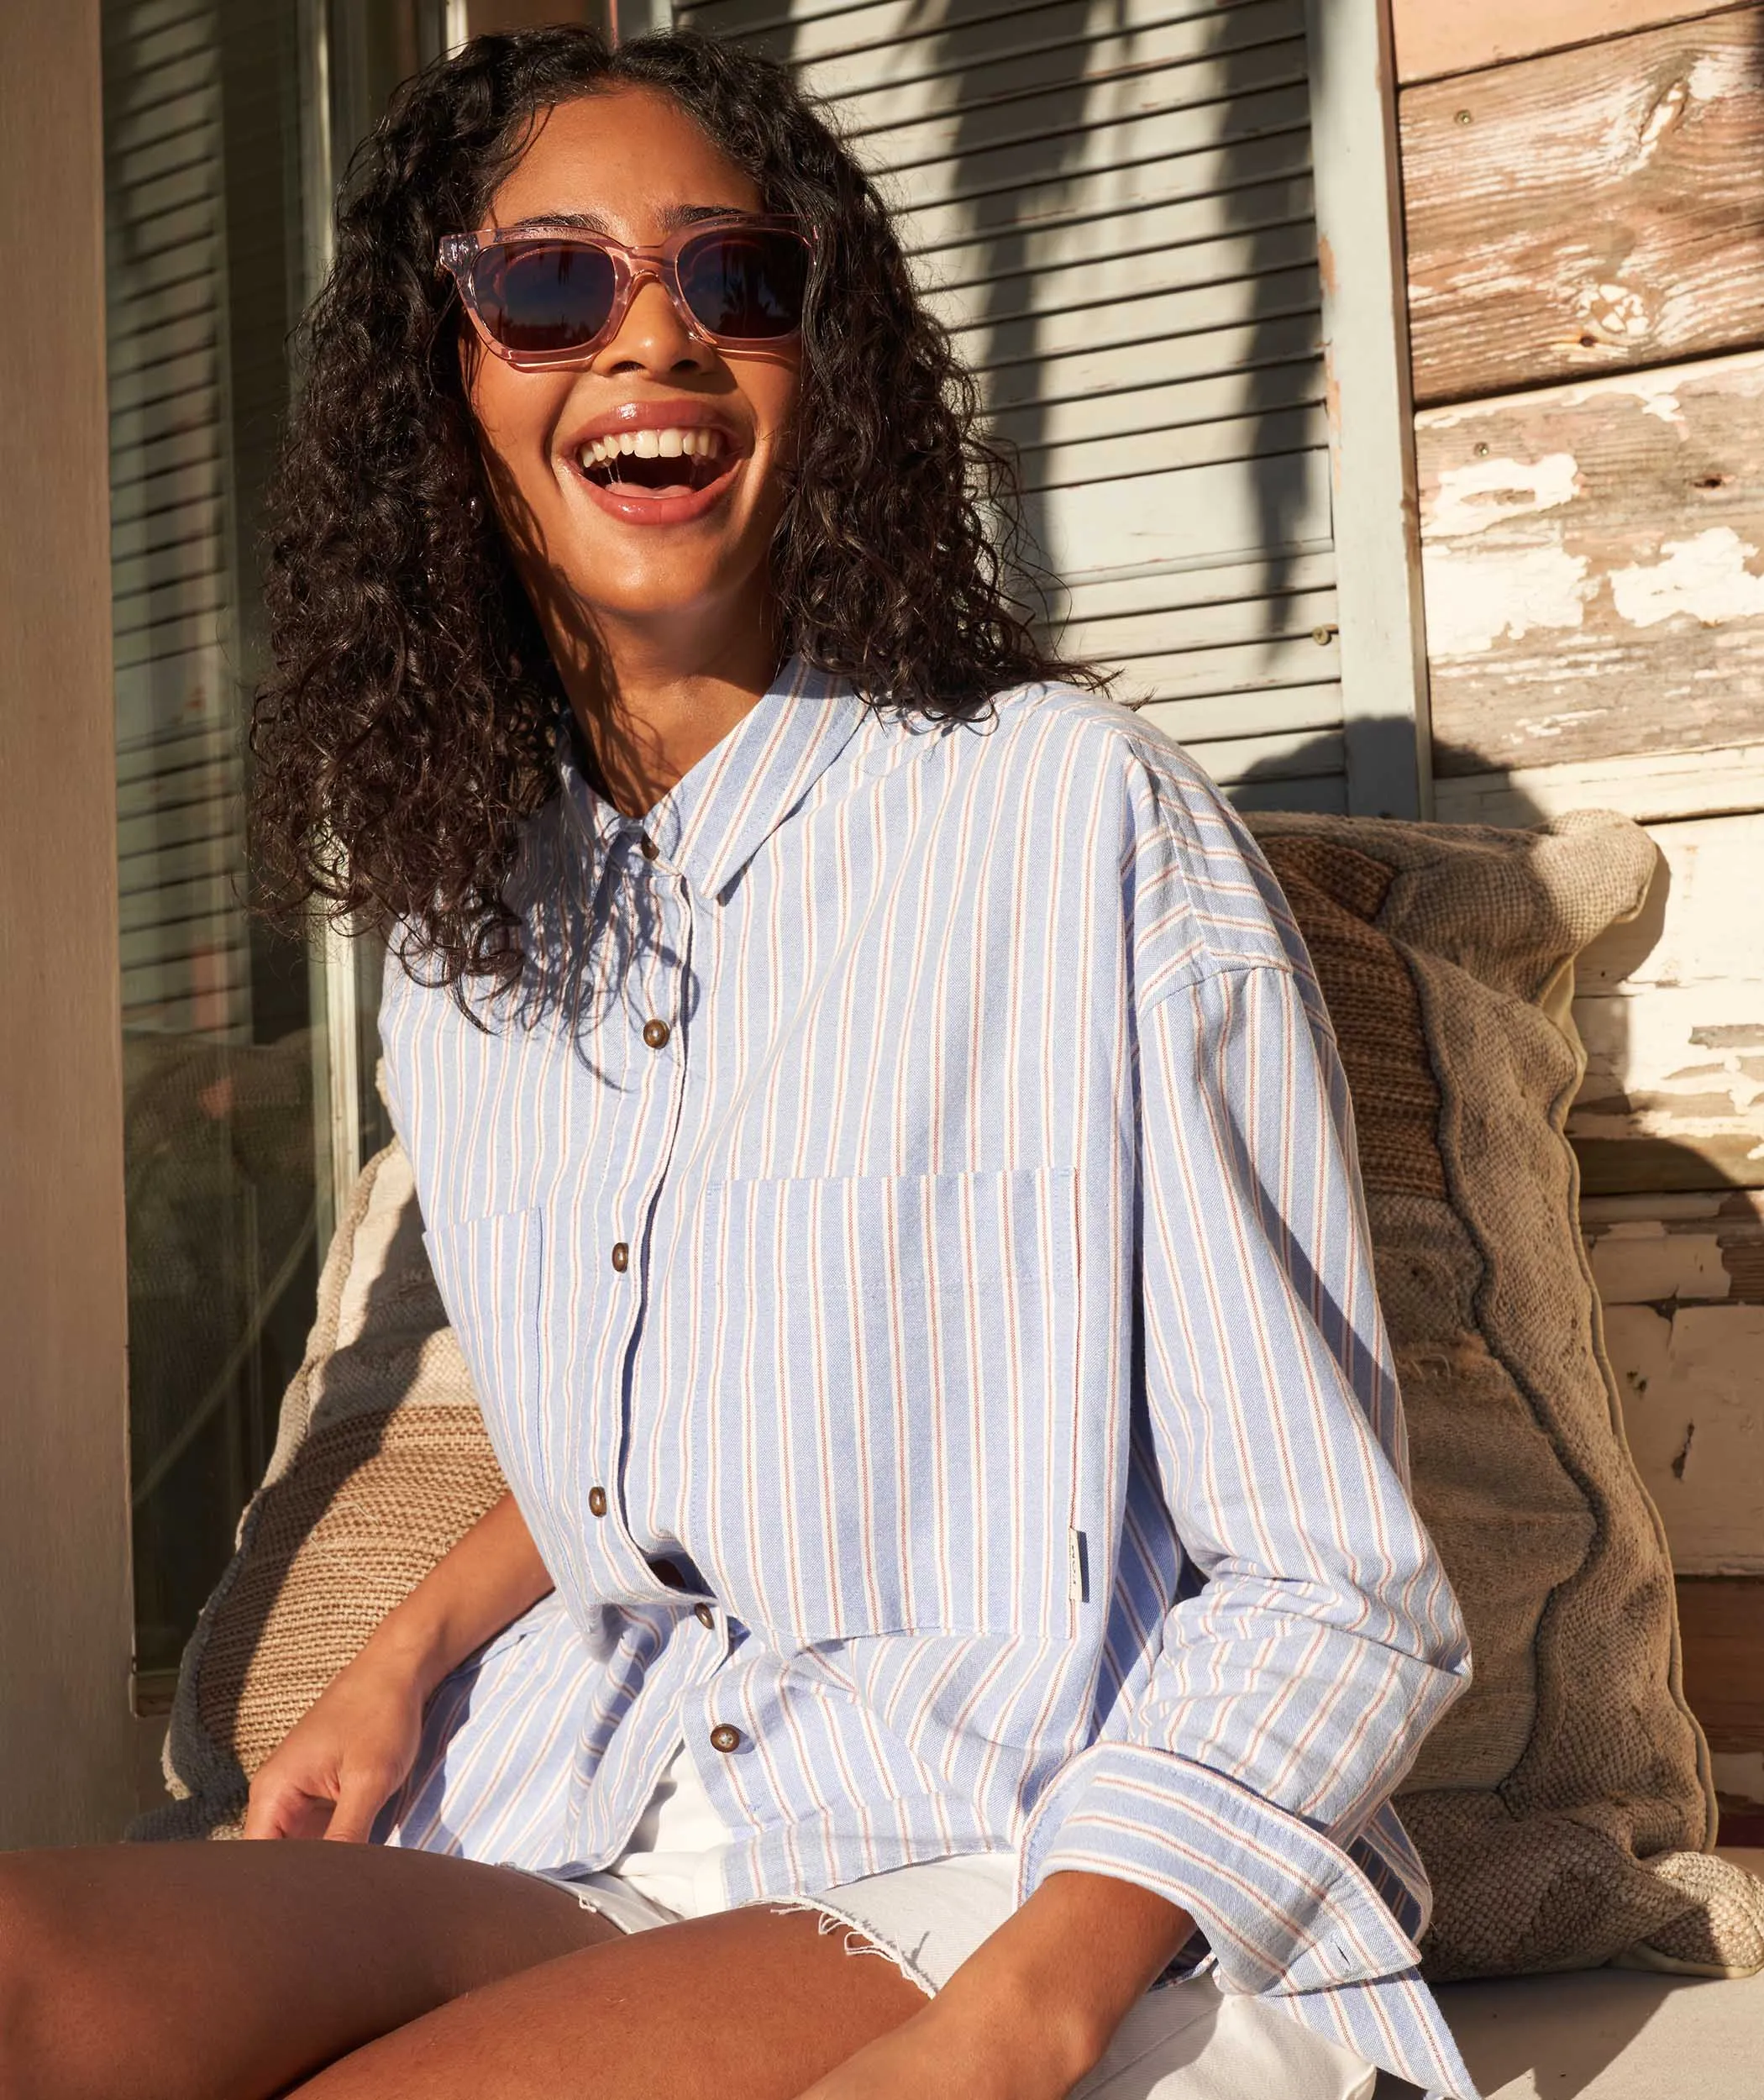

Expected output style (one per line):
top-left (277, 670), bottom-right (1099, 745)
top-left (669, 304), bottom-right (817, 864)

top-left (638, 835), bottom-right (659, 862)
top-left (694, 1603), bottom-right (717, 1630)
top-left (641, 1018), bottom-right (671, 1050)
top-left (611, 1241), bottom-right (629, 1273)
top-left (587, 1485), bottom-right (608, 1518)
top-left (709, 1723), bottom-right (743, 1754)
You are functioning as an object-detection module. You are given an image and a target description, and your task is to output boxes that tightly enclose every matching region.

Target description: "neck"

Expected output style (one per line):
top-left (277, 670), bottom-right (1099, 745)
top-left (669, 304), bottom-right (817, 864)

top-left (549, 598), bottom-right (779, 820)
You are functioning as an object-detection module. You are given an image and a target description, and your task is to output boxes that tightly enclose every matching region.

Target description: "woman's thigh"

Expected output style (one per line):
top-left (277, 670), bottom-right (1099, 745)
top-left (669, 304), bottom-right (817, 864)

top-left (0, 1838), bottom-right (618, 2100)
top-left (288, 1905), bottom-right (927, 2099)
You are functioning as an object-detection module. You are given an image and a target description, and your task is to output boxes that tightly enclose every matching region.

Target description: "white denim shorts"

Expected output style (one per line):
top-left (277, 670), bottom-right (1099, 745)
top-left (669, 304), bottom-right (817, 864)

top-left (528, 1747), bottom-right (1375, 2100)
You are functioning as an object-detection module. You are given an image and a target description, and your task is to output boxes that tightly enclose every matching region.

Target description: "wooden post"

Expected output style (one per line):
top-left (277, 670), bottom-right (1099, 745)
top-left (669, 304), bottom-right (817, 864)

top-left (0, 0), bottom-right (139, 1843)
top-left (1306, 0), bottom-right (1434, 819)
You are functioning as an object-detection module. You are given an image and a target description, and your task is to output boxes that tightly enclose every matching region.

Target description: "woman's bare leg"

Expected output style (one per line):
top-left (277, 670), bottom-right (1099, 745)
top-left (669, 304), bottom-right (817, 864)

top-left (0, 1842), bottom-right (926, 2100)
top-left (291, 1907), bottom-right (927, 2100)
top-left (0, 1840), bottom-right (617, 2100)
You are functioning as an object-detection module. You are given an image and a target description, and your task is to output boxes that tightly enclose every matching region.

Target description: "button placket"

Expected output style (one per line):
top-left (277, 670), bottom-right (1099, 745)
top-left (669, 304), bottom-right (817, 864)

top-left (583, 863), bottom-right (696, 1593)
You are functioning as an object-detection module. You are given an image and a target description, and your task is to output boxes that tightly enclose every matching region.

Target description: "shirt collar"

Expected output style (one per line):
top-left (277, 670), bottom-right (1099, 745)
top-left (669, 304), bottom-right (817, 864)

top-left (557, 656), bottom-right (868, 899)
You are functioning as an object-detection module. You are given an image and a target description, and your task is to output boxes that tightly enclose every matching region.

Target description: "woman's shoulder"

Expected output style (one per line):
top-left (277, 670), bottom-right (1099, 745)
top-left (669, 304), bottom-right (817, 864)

top-left (973, 682), bottom-right (1302, 983)
top-left (967, 680), bottom-right (1251, 848)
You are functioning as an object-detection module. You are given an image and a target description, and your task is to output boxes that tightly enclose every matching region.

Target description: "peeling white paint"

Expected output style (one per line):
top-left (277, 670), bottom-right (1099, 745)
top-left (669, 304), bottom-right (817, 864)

top-left (1634, 76), bottom-right (1690, 165)
top-left (1609, 527), bottom-right (1764, 629)
top-left (1421, 544), bottom-right (1591, 656)
top-left (1689, 50), bottom-right (1748, 105)
top-left (1578, 280), bottom-right (1651, 342)
top-left (1515, 706), bottom-right (1607, 739)
top-left (1415, 348), bottom-right (1764, 433)
top-left (1425, 451), bottom-right (1580, 539)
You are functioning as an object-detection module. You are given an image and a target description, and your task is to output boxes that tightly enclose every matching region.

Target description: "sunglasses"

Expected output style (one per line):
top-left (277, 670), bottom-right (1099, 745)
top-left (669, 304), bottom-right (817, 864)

top-left (438, 214), bottom-right (816, 370)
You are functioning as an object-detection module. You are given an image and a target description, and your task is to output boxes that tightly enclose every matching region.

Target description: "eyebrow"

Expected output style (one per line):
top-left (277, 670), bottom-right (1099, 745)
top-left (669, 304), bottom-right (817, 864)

top-left (498, 203), bottom-right (752, 235)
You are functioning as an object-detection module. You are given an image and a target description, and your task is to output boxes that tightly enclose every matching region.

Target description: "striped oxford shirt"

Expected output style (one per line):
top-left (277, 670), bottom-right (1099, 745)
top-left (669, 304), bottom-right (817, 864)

top-left (378, 659), bottom-right (1478, 2099)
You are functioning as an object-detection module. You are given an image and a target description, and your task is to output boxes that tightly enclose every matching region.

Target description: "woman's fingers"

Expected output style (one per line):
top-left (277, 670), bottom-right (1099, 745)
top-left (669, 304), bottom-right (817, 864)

top-left (323, 1762), bottom-right (400, 1845)
top-left (244, 1768), bottom-right (337, 1842)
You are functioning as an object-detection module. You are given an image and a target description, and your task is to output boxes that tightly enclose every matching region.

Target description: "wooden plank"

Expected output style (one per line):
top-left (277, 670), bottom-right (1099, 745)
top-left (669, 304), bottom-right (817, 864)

top-left (1434, 740), bottom-right (1764, 826)
top-left (1393, 0), bottom-right (1748, 87)
top-left (1418, 353), bottom-right (1764, 777)
top-left (1307, 0), bottom-right (1431, 817)
top-left (1571, 811), bottom-right (1764, 1193)
top-left (1402, 10), bottom-right (1764, 405)
top-left (1677, 1577), bottom-right (1764, 1750)
top-left (0, 0), bottom-right (138, 1846)
top-left (1591, 1194), bottom-right (1764, 1572)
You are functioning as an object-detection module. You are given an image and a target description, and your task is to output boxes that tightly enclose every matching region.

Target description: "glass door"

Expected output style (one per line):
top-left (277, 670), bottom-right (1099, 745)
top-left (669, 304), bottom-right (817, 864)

top-left (102, 0), bottom-right (454, 1693)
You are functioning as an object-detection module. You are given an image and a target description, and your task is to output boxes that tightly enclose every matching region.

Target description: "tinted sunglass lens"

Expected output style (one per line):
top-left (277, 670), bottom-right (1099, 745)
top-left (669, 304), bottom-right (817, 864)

top-left (475, 242), bottom-right (617, 353)
top-left (678, 229), bottom-right (810, 340)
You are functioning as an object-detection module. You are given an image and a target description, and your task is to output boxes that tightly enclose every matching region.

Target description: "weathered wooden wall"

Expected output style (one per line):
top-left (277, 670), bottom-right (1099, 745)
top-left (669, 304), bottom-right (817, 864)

top-left (1395, 0), bottom-right (1764, 1816)
top-left (1418, 355), bottom-right (1764, 778)
top-left (1404, 9), bottom-right (1764, 406)
top-left (1571, 814), bottom-right (1764, 1194)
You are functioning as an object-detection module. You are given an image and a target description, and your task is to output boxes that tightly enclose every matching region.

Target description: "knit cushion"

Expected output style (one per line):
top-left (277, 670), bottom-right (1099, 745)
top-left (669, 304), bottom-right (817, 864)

top-left (1247, 809), bottom-right (1763, 1982)
top-left (134, 1137), bottom-right (508, 1840)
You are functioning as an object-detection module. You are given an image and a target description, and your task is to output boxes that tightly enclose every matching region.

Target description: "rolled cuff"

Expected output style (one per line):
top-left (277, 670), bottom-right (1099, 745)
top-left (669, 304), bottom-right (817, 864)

top-left (1019, 1742), bottom-right (1478, 2099)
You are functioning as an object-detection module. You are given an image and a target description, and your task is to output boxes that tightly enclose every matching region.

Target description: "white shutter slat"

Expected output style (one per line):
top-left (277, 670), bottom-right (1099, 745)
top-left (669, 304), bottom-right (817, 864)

top-left (773, 0), bottom-right (1276, 70)
top-left (823, 5), bottom-right (1304, 124)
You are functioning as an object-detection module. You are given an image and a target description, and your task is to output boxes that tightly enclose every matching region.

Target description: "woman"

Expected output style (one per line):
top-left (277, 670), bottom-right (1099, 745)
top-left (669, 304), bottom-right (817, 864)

top-left (0, 28), bottom-right (1477, 2100)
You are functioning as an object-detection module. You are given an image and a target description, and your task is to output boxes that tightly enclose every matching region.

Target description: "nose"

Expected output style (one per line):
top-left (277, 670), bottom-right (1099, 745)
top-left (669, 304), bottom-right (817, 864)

top-left (593, 268), bottom-right (711, 379)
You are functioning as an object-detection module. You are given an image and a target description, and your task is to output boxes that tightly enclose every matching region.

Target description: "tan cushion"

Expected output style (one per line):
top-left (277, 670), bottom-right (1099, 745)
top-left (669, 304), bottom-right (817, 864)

top-left (1247, 811), bottom-right (1763, 1983)
top-left (134, 1137), bottom-right (507, 1840)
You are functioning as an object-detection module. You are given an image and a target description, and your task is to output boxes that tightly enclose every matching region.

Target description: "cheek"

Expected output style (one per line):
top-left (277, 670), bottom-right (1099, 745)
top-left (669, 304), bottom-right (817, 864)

top-left (749, 364), bottom-right (805, 485)
top-left (469, 363), bottom-right (570, 512)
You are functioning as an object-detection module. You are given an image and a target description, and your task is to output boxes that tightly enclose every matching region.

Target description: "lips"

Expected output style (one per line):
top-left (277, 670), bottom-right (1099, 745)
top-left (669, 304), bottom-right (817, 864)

top-left (564, 403), bottom-right (744, 525)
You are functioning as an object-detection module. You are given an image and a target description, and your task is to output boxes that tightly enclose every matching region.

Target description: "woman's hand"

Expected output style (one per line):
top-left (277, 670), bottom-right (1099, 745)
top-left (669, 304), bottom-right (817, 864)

top-left (796, 1871), bottom-right (1194, 2100)
top-left (242, 1491), bottom-right (554, 1843)
top-left (243, 1645), bottom-right (430, 1842)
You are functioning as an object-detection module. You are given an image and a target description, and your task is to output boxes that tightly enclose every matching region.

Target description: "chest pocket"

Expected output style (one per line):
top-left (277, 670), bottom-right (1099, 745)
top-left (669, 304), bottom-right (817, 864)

top-left (685, 1167), bottom-right (1081, 1643)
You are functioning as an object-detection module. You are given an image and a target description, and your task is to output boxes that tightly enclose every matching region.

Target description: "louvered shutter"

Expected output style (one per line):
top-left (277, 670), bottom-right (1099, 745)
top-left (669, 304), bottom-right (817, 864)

top-left (103, 0), bottom-right (255, 1038)
top-left (681, 0), bottom-right (1344, 811)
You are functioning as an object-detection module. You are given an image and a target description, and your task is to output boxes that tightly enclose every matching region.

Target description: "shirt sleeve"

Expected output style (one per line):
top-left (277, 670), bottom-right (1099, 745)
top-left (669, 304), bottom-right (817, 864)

top-left (1021, 935), bottom-right (1472, 2008)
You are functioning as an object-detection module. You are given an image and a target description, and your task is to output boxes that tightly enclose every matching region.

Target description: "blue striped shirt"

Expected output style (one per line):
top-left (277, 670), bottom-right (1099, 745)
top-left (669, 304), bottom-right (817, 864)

top-left (378, 659), bottom-right (1477, 2098)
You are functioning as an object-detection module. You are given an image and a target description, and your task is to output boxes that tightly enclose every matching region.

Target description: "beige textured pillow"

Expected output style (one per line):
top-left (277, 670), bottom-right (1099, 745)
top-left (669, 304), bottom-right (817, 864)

top-left (134, 1137), bottom-right (507, 1840)
top-left (1247, 809), bottom-right (1764, 1982)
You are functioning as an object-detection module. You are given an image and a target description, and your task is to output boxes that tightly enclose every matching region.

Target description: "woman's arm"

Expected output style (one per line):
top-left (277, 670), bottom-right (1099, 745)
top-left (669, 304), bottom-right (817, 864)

top-left (801, 1872), bottom-right (1194, 2100)
top-left (244, 1490), bottom-right (553, 1843)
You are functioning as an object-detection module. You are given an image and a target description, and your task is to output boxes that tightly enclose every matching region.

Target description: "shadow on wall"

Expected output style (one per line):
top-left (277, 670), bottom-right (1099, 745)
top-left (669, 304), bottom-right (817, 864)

top-left (694, 0), bottom-right (1322, 638)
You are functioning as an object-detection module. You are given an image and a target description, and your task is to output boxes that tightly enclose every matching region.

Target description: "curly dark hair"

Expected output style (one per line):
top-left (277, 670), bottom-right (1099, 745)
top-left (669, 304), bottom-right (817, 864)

top-left (250, 24), bottom-right (1099, 992)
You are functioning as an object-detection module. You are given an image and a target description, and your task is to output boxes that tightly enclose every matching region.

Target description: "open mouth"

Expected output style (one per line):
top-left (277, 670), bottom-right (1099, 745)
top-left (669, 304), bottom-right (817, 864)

top-left (576, 426), bottom-right (733, 495)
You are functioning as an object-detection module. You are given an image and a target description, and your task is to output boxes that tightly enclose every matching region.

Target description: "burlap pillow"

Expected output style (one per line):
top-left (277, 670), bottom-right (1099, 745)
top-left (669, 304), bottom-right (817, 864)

top-left (1247, 808), bottom-right (1764, 1982)
top-left (134, 1137), bottom-right (507, 1840)
top-left (139, 807), bottom-right (1764, 1986)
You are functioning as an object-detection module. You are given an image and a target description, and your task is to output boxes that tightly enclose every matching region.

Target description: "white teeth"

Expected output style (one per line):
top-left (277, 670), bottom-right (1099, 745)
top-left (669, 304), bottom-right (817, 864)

top-left (576, 427), bottom-right (725, 473)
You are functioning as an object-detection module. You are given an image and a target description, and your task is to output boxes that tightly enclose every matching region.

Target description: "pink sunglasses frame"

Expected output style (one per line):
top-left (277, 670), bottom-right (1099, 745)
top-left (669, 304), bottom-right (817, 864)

top-left (438, 213), bottom-right (817, 370)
